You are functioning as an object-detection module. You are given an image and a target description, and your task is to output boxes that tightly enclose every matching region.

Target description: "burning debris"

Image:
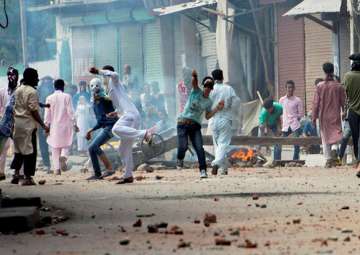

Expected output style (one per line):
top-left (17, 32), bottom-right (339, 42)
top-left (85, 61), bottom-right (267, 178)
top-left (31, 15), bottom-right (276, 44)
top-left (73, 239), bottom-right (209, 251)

top-left (227, 147), bottom-right (267, 167)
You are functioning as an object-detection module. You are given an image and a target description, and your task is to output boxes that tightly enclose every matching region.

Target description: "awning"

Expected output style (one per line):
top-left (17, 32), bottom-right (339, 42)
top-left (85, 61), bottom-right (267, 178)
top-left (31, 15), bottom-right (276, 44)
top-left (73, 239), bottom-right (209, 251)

top-left (28, 0), bottom-right (121, 12)
top-left (284, 0), bottom-right (342, 16)
top-left (152, 0), bottom-right (218, 16)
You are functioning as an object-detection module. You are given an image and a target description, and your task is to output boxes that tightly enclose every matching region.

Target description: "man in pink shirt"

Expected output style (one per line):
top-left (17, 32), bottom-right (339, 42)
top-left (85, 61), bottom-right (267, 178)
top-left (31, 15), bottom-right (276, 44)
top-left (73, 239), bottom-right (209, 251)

top-left (279, 80), bottom-right (304, 160)
top-left (45, 79), bottom-right (78, 175)
top-left (312, 63), bottom-right (345, 168)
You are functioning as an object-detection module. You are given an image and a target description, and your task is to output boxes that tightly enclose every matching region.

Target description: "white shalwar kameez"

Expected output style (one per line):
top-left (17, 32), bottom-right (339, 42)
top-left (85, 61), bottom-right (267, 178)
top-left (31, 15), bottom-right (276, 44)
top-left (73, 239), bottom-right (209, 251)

top-left (209, 83), bottom-right (237, 171)
top-left (99, 70), bottom-right (146, 178)
top-left (75, 101), bottom-right (93, 152)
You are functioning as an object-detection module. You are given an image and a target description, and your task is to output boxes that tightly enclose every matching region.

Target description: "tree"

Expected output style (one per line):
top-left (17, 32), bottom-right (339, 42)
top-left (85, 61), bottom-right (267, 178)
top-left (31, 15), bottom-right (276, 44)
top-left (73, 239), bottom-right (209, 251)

top-left (26, 0), bottom-right (56, 62)
top-left (0, 0), bottom-right (22, 66)
top-left (0, 0), bottom-right (56, 67)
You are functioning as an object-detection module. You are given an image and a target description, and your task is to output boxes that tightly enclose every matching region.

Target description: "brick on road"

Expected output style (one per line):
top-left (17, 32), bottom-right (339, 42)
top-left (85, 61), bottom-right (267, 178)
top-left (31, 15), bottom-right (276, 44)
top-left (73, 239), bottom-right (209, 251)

top-left (0, 207), bottom-right (40, 233)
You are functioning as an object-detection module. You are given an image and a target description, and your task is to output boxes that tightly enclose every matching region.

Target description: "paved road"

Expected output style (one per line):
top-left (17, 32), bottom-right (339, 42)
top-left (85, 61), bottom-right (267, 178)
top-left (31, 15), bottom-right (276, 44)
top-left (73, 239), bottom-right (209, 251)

top-left (1, 159), bottom-right (360, 255)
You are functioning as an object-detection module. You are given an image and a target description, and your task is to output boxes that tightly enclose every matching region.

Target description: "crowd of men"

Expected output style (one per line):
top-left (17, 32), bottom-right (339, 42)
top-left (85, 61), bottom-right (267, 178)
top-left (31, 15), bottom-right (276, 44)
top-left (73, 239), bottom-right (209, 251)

top-left (0, 64), bottom-right (161, 185)
top-left (259, 55), bottom-right (360, 176)
top-left (1, 53), bottom-right (360, 185)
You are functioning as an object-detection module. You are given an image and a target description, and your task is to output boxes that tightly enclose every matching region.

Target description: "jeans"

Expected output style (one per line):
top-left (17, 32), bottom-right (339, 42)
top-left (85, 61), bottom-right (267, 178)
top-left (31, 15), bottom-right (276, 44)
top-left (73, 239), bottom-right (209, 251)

top-left (259, 124), bottom-right (281, 161)
top-left (0, 137), bottom-right (9, 175)
top-left (339, 121), bottom-right (352, 159)
top-left (88, 127), bottom-right (113, 176)
top-left (282, 127), bottom-right (302, 160)
top-left (348, 110), bottom-right (360, 160)
top-left (177, 122), bottom-right (206, 171)
top-left (38, 128), bottom-right (50, 168)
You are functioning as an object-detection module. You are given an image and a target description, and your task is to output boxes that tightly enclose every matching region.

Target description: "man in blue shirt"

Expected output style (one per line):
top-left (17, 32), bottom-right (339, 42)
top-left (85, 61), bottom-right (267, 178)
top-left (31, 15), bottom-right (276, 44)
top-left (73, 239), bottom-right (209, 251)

top-left (177, 70), bottom-right (224, 179)
top-left (86, 78), bottom-right (118, 180)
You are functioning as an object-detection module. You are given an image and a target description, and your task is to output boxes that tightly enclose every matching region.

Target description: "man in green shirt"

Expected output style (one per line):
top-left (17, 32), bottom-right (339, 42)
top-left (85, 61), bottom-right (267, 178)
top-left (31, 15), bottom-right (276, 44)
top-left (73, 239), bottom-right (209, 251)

top-left (258, 99), bottom-right (283, 161)
top-left (345, 54), bottom-right (360, 173)
top-left (177, 70), bottom-right (224, 179)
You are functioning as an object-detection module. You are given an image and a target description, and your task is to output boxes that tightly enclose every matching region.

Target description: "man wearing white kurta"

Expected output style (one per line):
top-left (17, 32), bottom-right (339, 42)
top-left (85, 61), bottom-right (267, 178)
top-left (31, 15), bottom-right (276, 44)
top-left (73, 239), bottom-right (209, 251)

top-left (209, 69), bottom-right (237, 175)
top-left (90, 65), bottom-right (155, 184)
top-left (45, 79), bottom-right (77, 175)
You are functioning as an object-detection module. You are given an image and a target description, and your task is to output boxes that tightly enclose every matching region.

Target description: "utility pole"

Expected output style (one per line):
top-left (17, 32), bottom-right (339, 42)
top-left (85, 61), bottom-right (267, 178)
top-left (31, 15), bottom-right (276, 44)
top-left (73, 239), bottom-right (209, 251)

top-left (19, 0), bottom-right (28, 66)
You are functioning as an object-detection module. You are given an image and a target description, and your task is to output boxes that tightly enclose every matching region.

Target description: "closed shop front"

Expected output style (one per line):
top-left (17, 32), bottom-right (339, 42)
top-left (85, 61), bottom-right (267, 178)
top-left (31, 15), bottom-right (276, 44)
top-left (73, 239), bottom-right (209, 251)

top-left (119, 24), bottom-right (143, 83)
top-left (71, 26), bottom-right (94, 82)
top-left (70, 20), bottom-right (164, 89)
top-left (143, 20), bottom-right (163, 87)
top-left (94, 25), bottom-right (118, 72)
top-left (304, 17), bottom-right (333, 112)
top-left (197, 21), bottom-right (217, 75)
top-left (277, 5), bottom-right (305, 103)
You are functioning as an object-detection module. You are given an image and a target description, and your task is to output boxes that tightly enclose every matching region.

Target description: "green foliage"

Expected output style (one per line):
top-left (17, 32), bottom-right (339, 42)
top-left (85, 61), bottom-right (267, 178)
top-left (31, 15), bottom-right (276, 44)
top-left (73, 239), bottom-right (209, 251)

top-left (26, 0), bottom-right (56, 62)
top-left (0, 0), bottom-right (56, 67)
top-left (0, 0), bottom-right (21, 66)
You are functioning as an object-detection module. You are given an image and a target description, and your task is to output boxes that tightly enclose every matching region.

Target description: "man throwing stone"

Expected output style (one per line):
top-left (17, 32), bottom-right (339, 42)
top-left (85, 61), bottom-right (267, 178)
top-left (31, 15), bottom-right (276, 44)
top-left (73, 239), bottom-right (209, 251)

top-left (90, 65), bottom-right (155, 184)
top-left (177, 70), bottom-right (223, 179)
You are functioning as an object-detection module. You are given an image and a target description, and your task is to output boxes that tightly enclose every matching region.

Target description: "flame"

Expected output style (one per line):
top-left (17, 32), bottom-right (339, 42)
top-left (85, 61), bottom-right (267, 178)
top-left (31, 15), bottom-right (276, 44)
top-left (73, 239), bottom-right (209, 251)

top-left (230, 148), bottom-right (255, 162)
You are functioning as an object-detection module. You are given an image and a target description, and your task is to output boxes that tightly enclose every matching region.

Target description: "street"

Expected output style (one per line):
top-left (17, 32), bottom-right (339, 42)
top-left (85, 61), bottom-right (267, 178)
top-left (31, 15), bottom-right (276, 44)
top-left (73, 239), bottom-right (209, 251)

top-left (1, 154), bottom-right (360, 255)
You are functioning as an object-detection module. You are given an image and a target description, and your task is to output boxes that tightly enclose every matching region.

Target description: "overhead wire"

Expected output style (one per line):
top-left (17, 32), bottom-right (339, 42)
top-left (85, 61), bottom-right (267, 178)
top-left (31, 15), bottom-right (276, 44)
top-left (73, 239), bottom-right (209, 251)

top-left (0, 0), bottom-right (8, 29)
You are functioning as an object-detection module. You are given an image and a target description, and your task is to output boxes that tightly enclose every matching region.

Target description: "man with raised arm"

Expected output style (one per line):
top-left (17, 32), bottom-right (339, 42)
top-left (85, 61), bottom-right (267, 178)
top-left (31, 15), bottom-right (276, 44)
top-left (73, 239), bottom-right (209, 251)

top-left (176, 70), bottom-right (223, 179)
top-left (89, 65), bottom-right (156, 184)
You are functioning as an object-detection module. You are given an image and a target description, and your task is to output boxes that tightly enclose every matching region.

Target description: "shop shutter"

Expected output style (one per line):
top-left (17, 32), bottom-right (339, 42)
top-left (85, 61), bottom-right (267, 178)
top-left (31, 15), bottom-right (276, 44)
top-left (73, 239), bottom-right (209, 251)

top-left (304, 16), bottom-right (333, 112)
top-left (143, 20), bottom-right (163, 86)
top-left (277, 6), bottom-right (305, 103)
top-left (196, 20), bottom-right (217, 75)
top-left (71, 26), bottom-right (94, 82)
top-left (119, 24), bottom-right (143, 83)
top-left (94, 25), bottom-right (118, 72)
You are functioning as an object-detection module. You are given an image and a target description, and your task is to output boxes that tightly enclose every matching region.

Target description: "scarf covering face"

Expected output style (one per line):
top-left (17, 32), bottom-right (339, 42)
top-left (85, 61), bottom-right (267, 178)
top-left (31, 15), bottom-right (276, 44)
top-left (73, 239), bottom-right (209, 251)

top-left (89, 78), bottom-right (106, 101)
